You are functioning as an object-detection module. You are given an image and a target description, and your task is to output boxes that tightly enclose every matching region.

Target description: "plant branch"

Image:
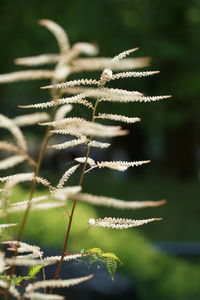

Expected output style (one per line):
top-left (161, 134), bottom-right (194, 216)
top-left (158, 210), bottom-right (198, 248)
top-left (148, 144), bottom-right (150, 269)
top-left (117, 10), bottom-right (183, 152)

top-left (49, 91), bottom-right (103, 293)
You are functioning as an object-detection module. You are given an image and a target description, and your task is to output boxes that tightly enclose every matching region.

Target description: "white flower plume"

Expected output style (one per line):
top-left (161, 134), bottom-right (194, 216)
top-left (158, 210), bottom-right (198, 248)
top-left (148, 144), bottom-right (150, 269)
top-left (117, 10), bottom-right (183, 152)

top-left (88, 217), bottom-right (162, 229)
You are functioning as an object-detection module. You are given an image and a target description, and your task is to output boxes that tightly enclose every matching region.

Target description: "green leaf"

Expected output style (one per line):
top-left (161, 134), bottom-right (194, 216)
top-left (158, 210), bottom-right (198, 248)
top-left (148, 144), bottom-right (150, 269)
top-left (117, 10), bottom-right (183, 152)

top-left (87, 248), bottom-right (103, 255)
top-left (13, 276), bottom-right (26, 284)
top-left (101, 252), bottom-right (122, 264)
top-left (80, 247), bottom-right (122, 281)
top-left (28, 265), bottom-right (43, 278)
top-left (105, 258), bottom-right (117, 281)
top-left (0, 274), bottom-right (28, 285)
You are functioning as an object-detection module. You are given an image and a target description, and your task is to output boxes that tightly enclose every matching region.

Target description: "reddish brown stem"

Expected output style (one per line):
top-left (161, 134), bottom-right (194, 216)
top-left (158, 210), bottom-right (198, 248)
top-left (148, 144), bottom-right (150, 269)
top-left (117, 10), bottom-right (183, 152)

top-left (49, 96), bottom-right (102, 294)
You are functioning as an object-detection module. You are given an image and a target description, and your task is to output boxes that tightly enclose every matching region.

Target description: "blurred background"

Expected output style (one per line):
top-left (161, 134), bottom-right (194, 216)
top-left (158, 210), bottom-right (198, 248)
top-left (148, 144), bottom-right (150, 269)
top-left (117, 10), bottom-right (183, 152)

top-left (0, 0), bottom-right (200, 299)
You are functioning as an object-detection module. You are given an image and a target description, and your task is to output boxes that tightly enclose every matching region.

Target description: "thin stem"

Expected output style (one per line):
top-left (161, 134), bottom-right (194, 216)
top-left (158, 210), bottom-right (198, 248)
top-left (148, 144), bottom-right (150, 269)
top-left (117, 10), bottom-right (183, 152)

top-left (49, 92), bottom-right (102, 293)
top-left (16, 89), bottom-right (60, 243)
top-left (48, 146), bottom-right (91, 294)
top-left (17, 129), bottom-right (50, 241)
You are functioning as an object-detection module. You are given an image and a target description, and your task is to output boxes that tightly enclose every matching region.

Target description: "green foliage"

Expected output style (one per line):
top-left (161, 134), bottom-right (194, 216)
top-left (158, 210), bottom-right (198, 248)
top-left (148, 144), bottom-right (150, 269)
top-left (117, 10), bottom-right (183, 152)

top-left (0, 265), bottom-right (42, 286)
top-left (28, 265), bottom-right (43, 279)
top-left (81, 248), bottom-right (122, 281)
top-left (0, 274), bottom-right (25, 285)
top-left (104, 258), bottom-right (117, 281)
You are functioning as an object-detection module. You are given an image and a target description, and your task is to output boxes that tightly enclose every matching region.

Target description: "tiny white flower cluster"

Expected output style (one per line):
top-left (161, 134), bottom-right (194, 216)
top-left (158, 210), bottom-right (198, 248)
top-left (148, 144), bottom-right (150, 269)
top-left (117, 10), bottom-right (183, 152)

top-left (75, 157), bottom-right (150, 173)
top-left (88, 217), bottom-right (162, 229)
top-left (71, 192), bottom-right (166, 210)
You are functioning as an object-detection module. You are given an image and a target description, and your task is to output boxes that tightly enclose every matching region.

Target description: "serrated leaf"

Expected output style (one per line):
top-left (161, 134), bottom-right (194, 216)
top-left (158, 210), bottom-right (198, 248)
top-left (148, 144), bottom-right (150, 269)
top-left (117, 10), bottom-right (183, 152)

top-left (28, 265), bottom-right (43, 278)
top-left (101, 252), bottom-right (122, 264)
top-left (105, 258), bottom-right (117, 281)
top-left (87, 248), bottom-right (103, 255)
top-left (13, 276), bottom-right (27, 284)
top-left (0, 274), bottom-right (28, 285)
top-left (89, 254), bottom-right (100, 265)
top-left (80, 247), bottom-right (122, 281)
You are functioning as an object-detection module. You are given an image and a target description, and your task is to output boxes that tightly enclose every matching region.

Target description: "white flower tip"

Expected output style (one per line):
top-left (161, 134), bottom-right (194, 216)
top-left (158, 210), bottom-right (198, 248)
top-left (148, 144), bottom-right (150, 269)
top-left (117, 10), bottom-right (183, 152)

top-left (88, 218), bottom-right (96, 226)
top-left (40, 85), bottom-right (52, 89)
top-left (158, 199), bottom-right (167, 206)
top-left (38, 19), bottom-right (50, 26)
top-left (74, 42), bottom-right (99, 56)
top-left (101, 68), bottom-right (113, 81)
top-left (38, 19), bottom-right (45, 25)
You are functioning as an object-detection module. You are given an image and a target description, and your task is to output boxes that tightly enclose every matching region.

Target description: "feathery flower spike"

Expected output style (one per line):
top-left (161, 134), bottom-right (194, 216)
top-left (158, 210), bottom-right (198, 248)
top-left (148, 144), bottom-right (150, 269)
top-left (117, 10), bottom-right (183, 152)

top-left (112, 48), bottom-right (139, 61)
top-left (43, 253), bottom-right (83, 264)
top-left (62, 126), bottom-right (128, 138)
top-left (72, 56), bottom-right (150, 72)
top-left (0, 173), bottom-right (51, 192)
top-left (139, 95), bottom-right (171, 103)
top-left (5, 258), bottom-right (45, 267)
top-left (39, 117), bottom-right (86, 127)
top-left (63, 86), bottom-right (143, 101)
top-left (65, 42), bottom-right (98, 63)
top-left (0, 202), bottom-right (65, 216)
top-left (41, 118), bottom-right (128, 138)
top-left (110, 70), bottom-right (160, 80)
top-left (10, 195), bottom-right (49, 207)
top-left (88, 140), bottom-right (111, 149)
top-left (50, 129), bottom-right (86, 139)
top-left (5, 253), bottom-right (82, 268)
top-left (71, 193), bottom-right (166, 210)
top-left (1, 173), bottom-right (52, 208)
top-left (19, 94), bottom-right (91, 109)
top-left (96, 160), bottom-right (151, 171)
top-left (52, 186), bottom-right (82, 201)
top-left (0, 172), bottom-right (34, 183)
top-left (0, 141), bottom-right (20, 154)
top-left (25, 274), bottom-right (93, 293)
top-left (39, 19), bottom-right (70, 55)
top-left (70, 42), bottom-right (98, 56)
top-left (88, 217), bottom-right (162, 229)
top-left (41, 78), bottom-right (99, 89)
top-left (13, 112), bottom-right (49, 126)
top-left (2, 240), bottom-right (42, 258)
top-left (75, 157), bottom-right (96, 167)
top-left (96, 114), bottom-right (141, 124)
top-left (57, 164), bottom-right (80, 189)
top-left (0, 114), bottom-right (27, 151)
top-left (15, 54), bottom-right (60, 66)
top-left (48, 136), bottom-right (88, 150)
top-left (25, 293), bottom-right (64, 300)
top-left (0, 70), bottom-right (53, 83)
top-left (0, 155), bottom-right (26, 170)
top-left (55, 104), bottom-right (73, 121)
